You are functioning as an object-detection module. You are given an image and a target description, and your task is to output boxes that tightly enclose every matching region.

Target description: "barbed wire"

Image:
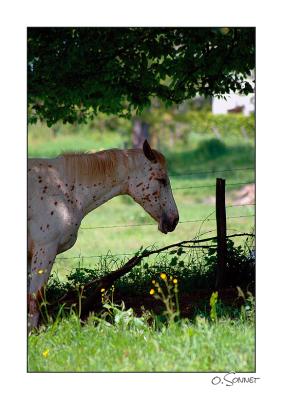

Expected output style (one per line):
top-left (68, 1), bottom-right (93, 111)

top-left (30, 161), bottom-right (254, 263)
top-left (80, 213), bottom-right (254, 230)
top-left (52, 167), bottom-right (255, 261)
top-left (169, 166), bottom-right (254, 177)
top-left (56, 230), bottom-right (255, 261)
top-left (226, 203), bottom-right (255, 208)
top-left (173, 181), bottom-right (254, 190)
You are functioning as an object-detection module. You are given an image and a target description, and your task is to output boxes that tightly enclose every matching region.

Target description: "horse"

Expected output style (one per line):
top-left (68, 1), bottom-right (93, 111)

top-left (27, 140), bottom-right (179, 330)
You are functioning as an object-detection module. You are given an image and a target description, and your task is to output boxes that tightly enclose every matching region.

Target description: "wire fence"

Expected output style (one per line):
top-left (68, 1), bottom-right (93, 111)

top-left (172, 181), bottom-right (254, 190)
top-left (80, 212), bottom-right (255, 230)
top-left (56, 226), bottom-right (255, 261)
top-left (169, 166), bottom-right (254, 177)
top-left (54, 167), bottom-right (255, 262)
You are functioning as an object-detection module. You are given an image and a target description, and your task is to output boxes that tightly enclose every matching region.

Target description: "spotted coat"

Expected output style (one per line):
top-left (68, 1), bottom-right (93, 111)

top-left (27, 141), bottom-right (179, 330)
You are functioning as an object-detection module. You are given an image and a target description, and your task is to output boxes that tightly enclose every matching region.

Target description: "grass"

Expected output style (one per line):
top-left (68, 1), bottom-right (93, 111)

top-left (28, 296), bottom-right (255, 373)
top-left (28, 121), bottom-right (255, 372)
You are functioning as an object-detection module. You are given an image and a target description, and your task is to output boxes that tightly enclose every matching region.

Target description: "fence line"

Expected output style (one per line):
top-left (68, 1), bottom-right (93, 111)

top-left (169, 166), bottom-right (254, 177)
top-left (173, 181), bottom-right (254, 190)
top-left (226, 204), bottom-right (255, 208)
top-left (53, 170), bottom-right (255, 263)
top-left (80, 211), bottom-right (255, 230)
top-left (56, 229), bottom-right (254, 261)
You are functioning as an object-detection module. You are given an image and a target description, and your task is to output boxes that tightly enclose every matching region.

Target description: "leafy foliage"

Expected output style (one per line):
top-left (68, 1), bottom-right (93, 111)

top-left (204, 238), bottom-right (255, 289)
top-left (28, 27), bottom-right (255, 126)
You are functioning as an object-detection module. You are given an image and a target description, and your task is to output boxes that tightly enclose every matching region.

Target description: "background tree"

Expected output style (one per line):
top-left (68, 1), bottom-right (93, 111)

top-left (28, 27), bottom-right (255, 127)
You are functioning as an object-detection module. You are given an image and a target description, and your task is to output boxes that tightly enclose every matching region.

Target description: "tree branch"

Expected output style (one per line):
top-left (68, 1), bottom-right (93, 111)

top-left (49, 233), bottom-right (254, 318)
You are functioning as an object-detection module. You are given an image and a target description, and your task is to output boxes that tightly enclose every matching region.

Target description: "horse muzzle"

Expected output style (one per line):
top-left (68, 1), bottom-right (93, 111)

top-left (158, 213), bottom-right (179, 234)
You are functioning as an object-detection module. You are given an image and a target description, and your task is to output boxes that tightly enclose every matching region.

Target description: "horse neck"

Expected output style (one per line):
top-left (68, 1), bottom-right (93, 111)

top-left (74, 150), bottom-right (130, 216)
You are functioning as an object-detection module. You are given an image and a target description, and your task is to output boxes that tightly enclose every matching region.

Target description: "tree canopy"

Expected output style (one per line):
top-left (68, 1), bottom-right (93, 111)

top-left (28, 27), bottom-right (255, 126)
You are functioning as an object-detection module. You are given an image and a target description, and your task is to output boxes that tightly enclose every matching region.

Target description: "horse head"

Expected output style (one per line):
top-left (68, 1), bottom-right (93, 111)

top-left (127, 140), bottom-right (179, 234)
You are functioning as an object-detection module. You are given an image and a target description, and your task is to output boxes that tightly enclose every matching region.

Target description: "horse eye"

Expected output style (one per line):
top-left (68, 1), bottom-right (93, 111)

top-left (157, 178), bottom-right (167, 186)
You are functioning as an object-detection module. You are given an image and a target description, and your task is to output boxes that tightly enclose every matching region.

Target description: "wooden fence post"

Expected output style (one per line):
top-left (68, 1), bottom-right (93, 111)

top-left (215, 178), bottom-right (227, 289)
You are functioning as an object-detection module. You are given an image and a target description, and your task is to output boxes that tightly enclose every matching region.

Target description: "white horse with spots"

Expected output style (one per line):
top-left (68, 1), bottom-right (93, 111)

top-left (28, 140), bottom-right (179, 329)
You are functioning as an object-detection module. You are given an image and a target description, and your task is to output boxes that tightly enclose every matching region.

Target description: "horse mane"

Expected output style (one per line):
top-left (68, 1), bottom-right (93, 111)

top-left (61, 147), bottom-right (166, 183)
top-left (61, 149), bottom-right (124, 183)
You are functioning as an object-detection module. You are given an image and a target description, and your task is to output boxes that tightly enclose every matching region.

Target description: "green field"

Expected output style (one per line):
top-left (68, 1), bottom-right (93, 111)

top-left (28, 313), bottom-right (255, 372)
top-left (28, 123), bottom-right (255, 279)
top-left (28, 120), bottom-right (255, 372)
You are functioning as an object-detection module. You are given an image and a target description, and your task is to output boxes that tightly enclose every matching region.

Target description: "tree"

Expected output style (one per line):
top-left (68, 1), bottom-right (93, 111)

top-left (28, 27), bottom-right (255, 126)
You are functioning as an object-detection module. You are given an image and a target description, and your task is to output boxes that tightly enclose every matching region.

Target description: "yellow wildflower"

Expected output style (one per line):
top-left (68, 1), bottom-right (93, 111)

top-left (173, 278), bottom-right (178, 284)
top-left (149, 288), bottom-right (155, 295)
top-left (152, 280), bottom-right (156, 284)
top-left (42, 349), bottom-right (49, 357)
top-left (160, 273), bottom-right (167, 280)
top-left (37, 269), bottom-right (44, 275)
top-left (100, 288), bottom-right (105, 293)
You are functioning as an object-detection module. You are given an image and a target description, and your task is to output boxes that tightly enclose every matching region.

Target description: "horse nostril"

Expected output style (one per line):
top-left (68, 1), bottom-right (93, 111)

top-left (172, 215), bottom-right (179, 229)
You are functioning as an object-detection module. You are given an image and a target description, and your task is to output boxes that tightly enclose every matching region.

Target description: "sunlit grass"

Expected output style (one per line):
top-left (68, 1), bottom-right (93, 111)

top-left (28, 313), bottom-right (255, 372)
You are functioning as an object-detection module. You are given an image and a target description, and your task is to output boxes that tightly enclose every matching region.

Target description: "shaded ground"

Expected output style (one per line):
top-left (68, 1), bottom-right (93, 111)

top-left (109, 287), bottom-right (252, 319)
top-left (41, 285), bottom-right (254, 327)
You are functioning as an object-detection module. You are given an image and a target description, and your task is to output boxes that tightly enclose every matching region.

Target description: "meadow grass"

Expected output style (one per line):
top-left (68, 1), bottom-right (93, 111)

top-left (28, 123), bottom-right (255, 372)
top-left (28, 312), bottom-right (255, 372)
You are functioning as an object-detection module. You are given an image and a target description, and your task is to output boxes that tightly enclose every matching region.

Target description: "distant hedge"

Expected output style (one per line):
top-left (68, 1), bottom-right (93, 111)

top-left (173, 112), bottom-right (255, 138)
top-left (86, 110), bottom-right (255, 138)
top-left (29, 110), bottom-right (255, 142)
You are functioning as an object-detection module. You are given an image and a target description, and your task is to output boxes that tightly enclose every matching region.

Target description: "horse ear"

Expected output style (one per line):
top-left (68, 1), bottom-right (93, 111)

top-left (143, 140), bottom-right (157, 163)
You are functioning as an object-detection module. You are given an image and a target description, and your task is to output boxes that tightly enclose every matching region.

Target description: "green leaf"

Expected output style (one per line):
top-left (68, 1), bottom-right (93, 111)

top-left (170, 256), bottom-right (178, 266)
